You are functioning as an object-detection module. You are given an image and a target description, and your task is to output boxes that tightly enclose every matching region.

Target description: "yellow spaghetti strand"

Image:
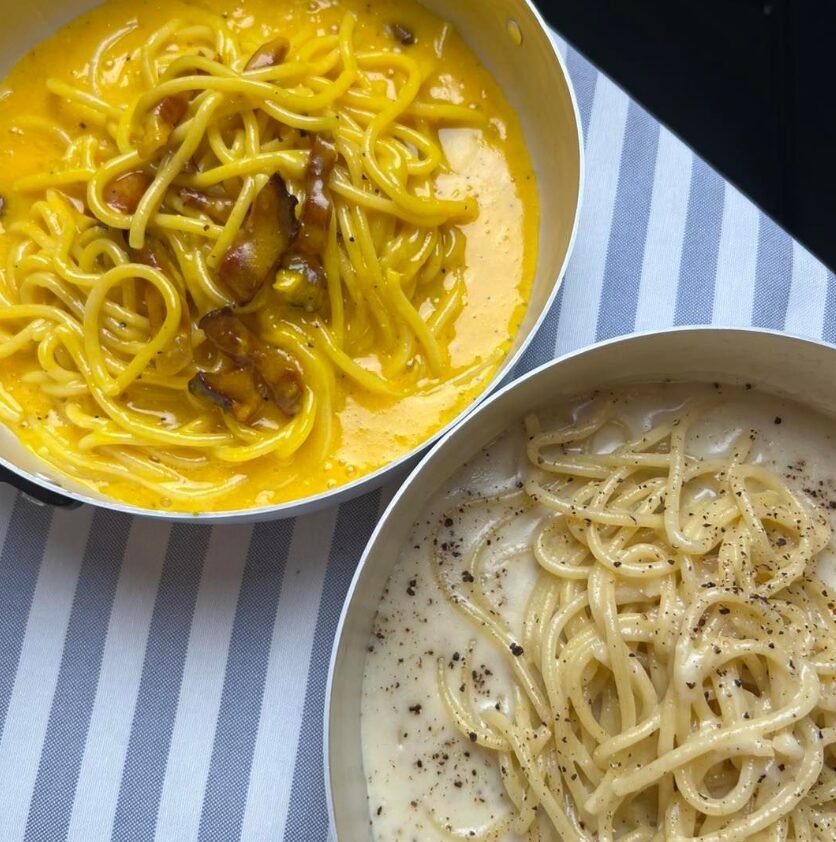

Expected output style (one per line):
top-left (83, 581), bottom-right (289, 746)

top-left (0, 2), bottom-right (529, 513)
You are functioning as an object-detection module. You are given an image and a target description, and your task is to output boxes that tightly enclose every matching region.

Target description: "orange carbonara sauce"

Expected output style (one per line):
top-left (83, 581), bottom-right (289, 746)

top-left (0, 0), bottom-right (538, 511)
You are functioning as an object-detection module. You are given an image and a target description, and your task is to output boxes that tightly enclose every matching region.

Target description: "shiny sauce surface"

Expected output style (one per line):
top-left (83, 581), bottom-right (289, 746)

top-left (361, 383), bottom-right (836, 839)
top-left (0, 0), bottom-right (539, 510)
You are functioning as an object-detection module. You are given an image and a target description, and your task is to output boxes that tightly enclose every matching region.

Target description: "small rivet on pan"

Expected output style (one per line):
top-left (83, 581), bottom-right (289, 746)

top-left (506, 19), bottom-right (523, 46)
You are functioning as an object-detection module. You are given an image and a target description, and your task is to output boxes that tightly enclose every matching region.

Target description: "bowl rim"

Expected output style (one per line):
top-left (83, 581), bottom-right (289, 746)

top-left (323, 323), bottom-right (836, 837)
top-left (0, 0), bottom-right (585, 523)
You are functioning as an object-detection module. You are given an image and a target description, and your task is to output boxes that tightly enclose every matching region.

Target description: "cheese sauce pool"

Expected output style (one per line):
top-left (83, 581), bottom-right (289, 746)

top-left (0, 0), bottom-right (538, 511)
top-left (360, 383), bottom-right (836, 840)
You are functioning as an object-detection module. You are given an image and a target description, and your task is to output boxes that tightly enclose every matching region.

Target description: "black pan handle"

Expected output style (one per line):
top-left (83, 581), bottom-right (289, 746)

top-left (0, 464), bottom-right (83, 509)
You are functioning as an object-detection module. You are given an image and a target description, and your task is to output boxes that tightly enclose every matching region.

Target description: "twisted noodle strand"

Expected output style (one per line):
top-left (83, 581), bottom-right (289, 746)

top-left (435, 402), bottom-right (836, 841)
top-left (1, 12), bottom-right (485, 506)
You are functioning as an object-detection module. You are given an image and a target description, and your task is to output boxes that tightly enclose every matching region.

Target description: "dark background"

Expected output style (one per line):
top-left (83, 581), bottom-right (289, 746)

top-left (533, 0), bottom-right (836, 270)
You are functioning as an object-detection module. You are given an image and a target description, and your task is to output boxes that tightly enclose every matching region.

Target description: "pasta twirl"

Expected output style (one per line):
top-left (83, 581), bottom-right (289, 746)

top-left (362, 386), bottom-right (836, 842)
top-left (0, 0), bottom-right (538, 510)
top-left (432, 401), bottom-right (836, 840)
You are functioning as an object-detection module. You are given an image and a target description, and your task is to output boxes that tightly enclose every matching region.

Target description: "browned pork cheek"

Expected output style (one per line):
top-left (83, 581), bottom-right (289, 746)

top-left (280, 253), bottom-right (327, 312)
top-left (193, 308), bottom-right (303, 418)
top-left (177, 187), bottom-right (234, 224)
top-left (244, 35), bottom-right (290, 71)
top-left (297, 134), bottom-right (338, 255)
top-left (140, 92), bottom-right (191, 158)
top-left (217, 175), bottom-right (300, 305)
top-left (104, 170), bottom-right (152, 214)
top-left (189, 368), bottom-right (265, 423)
top-left (385, 23), bottom-right (415, 45)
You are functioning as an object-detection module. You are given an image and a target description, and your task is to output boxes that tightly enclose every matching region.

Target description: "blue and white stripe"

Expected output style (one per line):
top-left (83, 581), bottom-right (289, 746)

top-left (0, 32), bottom-right (833, 842)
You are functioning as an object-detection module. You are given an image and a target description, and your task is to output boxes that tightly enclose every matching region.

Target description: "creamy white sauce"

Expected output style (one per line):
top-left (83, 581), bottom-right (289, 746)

top-left (360, 383), bottom-right (836, 840)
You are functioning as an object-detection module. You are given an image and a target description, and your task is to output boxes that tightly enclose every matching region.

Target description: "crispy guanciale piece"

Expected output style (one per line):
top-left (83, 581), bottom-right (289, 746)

top-left (189, 368), bottom-right (264, 423)
top-left (197, 308), bottom-right (303, 416)
top-left (0, 195), bottom-right (5, 218)
top-left (131, 236), bottom-right (181, 285)
top-left (276, 253), bottom-right (327, 312)
top-left (245, 35), bottom-right (291, 71)
top-left (298, 134), bottom-right (338, 255)
top-left (254, 350), bottom-right (304, 416)
top-left (140, 92), bottom-right (191, 158)
top-left (178, 186), bottom-right (234, 224)
top-left (198, 308), bottom-right (254, 359)
top-left (104, 170), bottom-right (152, 214)
top-left (217, 175), bottom-right (300, 305)
top-left (131, 237), bottom-right (194, 376)
top-left (386, 23), bottom-right (415, 45)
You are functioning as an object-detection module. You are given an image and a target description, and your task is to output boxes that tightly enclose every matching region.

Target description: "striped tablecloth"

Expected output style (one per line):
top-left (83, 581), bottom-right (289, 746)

top-left (1, 31), bottom-right (834, 842)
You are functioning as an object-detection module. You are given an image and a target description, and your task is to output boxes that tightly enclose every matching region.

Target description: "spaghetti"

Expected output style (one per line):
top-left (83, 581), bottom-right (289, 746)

top-left (433, 398), bottom-right (836, 840)
top-left (0, 0), bottom-right (537, 510)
